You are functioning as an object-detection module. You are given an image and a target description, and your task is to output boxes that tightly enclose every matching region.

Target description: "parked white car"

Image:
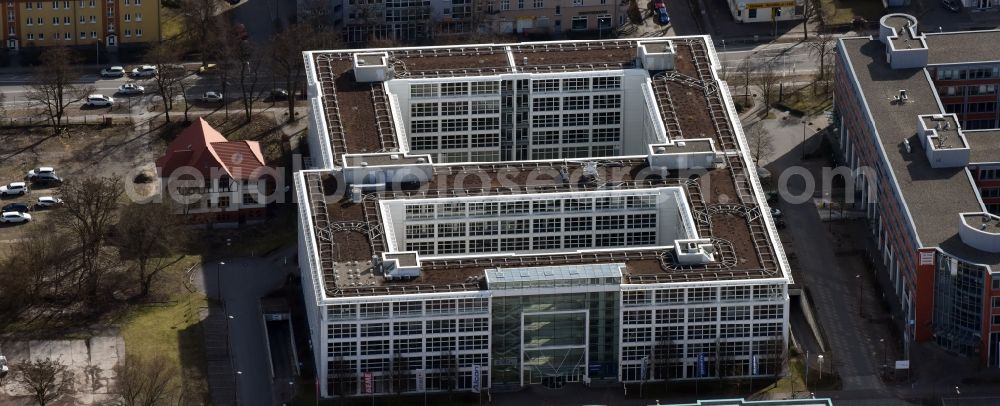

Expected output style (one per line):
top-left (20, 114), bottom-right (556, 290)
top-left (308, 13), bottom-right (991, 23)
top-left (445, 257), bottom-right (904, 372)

top-left (85, 94), bottom-right (114, 107)
top-left (118, 83), bottom-right (145, 95)
top-left (131, 65), bottom-right (158, 78)
top-left (36, 196), bottom-right (64, 208)
top-left (100, 66), bottom-right (125, 78)
top-left (0, 211), bottom-right (32, 223)
top-left (201, 92), bottom-right (224, 103)
top-left (0, 182), bottom-right (28, 197)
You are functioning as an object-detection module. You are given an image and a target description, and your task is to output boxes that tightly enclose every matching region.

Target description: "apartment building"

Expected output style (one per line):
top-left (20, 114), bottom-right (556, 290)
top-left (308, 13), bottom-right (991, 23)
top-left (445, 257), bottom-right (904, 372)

top-left (296, 36), bottom-right (791, 398)
top-left (483, 0), bottom-right (627, 35)
top-left (834, 14), bottom-right (1000, 367)
top-left (0, 0), bottom-right (160, 51)
top-left (337, 0), bottom-right (625, 43)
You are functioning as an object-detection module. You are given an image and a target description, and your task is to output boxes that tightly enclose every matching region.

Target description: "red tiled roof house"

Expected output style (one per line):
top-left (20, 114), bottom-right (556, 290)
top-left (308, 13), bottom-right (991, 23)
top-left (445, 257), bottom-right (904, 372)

top-left (156, 118), bottom-right (270, 226)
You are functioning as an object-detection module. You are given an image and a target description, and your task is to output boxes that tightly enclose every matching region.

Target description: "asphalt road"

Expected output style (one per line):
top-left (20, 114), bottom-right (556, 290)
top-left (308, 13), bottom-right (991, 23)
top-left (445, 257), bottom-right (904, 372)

top-left (204, 255), bottom-right (297, 406)
top-left (0, 68), bottom-right (290, 112)
top-left (717, 41), bottom-right (825, 75)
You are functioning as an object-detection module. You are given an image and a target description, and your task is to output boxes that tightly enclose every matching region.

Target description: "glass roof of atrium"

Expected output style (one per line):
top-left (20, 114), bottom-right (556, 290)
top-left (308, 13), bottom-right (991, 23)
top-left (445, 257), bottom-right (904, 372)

top-left (485, 263), bottom-right (625, 286)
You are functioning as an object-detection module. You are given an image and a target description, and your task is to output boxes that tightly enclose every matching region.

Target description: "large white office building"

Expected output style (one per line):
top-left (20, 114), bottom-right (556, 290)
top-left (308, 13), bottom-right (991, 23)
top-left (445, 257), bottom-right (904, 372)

top-left (295, 36), bottom-right (792, 398)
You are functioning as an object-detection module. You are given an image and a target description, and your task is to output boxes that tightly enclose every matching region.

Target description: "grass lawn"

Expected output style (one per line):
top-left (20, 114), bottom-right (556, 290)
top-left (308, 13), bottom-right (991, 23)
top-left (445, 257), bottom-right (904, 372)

top-left (781, 84), bottom-right (833, 117)
top-left (160, 7), bottom-right (185, 42)
top-left (819, 0), bottom-right (886, 26)
top-left (120, 255), bottom-right (210, 401)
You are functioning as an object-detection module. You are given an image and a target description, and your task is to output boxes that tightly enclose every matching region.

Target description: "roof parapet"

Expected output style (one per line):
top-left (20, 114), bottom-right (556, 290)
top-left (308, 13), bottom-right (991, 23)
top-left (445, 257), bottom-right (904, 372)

top-left (959, 213), bottom-right (1000, 253)
top-left (917, 114), bottom-right (970, 168)
top-left (880, 14), bottom-right (929, 69)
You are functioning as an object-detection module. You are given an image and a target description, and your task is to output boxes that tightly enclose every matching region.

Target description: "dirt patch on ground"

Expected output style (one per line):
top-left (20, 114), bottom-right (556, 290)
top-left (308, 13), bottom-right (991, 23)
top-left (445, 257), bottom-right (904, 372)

top-left (0, 124), bottom-right (164, 241)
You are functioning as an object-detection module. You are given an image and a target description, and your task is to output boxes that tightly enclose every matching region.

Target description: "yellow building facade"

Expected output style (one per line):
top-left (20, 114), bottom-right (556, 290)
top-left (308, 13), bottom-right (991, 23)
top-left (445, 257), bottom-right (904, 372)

top-left (1, 0), bottom-right (161, 50)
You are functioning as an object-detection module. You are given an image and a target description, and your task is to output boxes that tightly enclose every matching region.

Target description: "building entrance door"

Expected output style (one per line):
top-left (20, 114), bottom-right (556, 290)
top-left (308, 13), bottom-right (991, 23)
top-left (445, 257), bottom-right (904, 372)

top-left (979, 0), bottom-right (992, 9)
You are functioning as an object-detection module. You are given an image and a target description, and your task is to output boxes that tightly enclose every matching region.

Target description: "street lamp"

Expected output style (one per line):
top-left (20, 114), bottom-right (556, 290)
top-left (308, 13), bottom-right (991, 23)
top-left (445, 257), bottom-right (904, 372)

top-left (817, 355), bottom-right (824, 381)
top-left (217, 261), bottom-right (226, 300)
top-left (856, 274), bottom-right (864, 318)
top-left (880, 338), bottom-right (887, 371)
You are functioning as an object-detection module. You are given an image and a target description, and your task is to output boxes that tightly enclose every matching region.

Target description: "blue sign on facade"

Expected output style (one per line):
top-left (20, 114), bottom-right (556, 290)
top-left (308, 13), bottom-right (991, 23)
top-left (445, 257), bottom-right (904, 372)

top-left (697, 353), bottom-right (706, 377)
top-left (751, 353), bottom-right (759, 376)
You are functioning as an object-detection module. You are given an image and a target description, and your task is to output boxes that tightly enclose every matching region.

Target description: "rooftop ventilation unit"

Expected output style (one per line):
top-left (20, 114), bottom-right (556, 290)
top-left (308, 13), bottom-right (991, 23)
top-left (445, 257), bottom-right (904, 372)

top-left (899, 89), bottom-right (908, 103)
top-left (903, 139), bottom-right (911, 153)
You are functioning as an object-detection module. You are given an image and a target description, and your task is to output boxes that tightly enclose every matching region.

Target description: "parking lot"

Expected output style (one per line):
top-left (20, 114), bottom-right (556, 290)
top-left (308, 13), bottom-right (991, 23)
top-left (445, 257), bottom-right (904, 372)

top-left (0, 123), bottom-right (162, 241)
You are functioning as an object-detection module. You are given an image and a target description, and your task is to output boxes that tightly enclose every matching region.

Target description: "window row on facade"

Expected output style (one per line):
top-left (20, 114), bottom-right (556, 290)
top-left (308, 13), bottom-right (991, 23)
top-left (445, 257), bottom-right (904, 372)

top-left (327, 297), bottom-right (489, 321)
top-left (530, 127), bottom-right (621, 145)
top-left (404, 231), bottom-right (658, 255)
top-left (620, 334), bottom-right (783, 361)
top-left (530, 94), bottom-right (622, 111)
top-left (411, 117), bottom-right (500, 133)
top-left (622, 304), bottom-right (784, 325)
top-left (328, 317), bottom-right (490, 340)
top-left (530, 76), bottom-right (622, 93)
top-left (410, 133), bottom-right (501, 150)
top-left (404, 214), bottom-right (658, 239)
top-left (411, 81), bottom-right (502, 98)
top-left (530, 111), bottom-right (621, 127)
top-left (327, 335), bottom-right (490, 357)
top-left (530, 145), bottom-right (621, 159)
top-left (402, 194), bottom-right (659, 220)
top-left (410, 100), bottom-right (501, 117)
top-left (621, 285), bottom-right (785, 306)
top-left (621, 322), bottom-right (784, 343)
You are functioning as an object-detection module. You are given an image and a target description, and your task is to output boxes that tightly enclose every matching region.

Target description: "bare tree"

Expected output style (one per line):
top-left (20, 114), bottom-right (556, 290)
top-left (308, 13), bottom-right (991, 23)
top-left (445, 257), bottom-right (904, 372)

top-left (267, 24), bottom-right (339, 123)
top-left (0, 91), bottom-right (8, 123)
top-left (233, 42), bottom-right (263, 122)
top-left (806, 32), bottom-right (836, 94)
top-left (146, 43), bottom-right (187, 123)
top-left (746, 121), bottom-right (775, 166)
top-left (177, 0), bottom-right (220, 66)
top-left (15, 358), bottom-right (74, 406)
top-left (176, 75), bottom-right (196, 123)
top-left (0, 229), bottom-right (71, 317)
top-left (205, 18), bottom-right (238, 120)
top-left (57, 177), bottom-right (123, 302)
top-left (751, 59), bottom-right (780, 110)
top-left (111, 355), bottom-right (180, 406)
top-left (24, 47), bottom-right (94, 132)
top-left (736, 57), bottom-right (757, 106)
top-left (115, 201), bottom-right (190, 299)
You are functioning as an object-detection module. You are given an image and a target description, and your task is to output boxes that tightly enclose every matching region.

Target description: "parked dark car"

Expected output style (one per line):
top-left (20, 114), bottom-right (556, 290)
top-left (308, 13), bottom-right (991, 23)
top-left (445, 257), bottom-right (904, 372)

top-left (2, 203), bottom-right (30, 213)
top-left (265, 88), bottom-right (289, 101)
top-left (30, 172), bottom-right (64, 186)
top-left (655, 1), bottom-right (670, 25)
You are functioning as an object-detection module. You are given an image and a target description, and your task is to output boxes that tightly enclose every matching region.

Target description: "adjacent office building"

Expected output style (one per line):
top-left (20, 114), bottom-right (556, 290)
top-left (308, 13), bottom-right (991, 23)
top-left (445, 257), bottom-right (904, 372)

top-left (296, 36), bottom-right (791, 398)
top-left (0, 0), bottom-right (161, 51)
top-left (723, 0), bottom-right (807, 24)
top-left (835, 14), bottom-right (1000, 367)
top-left (331, 0), bottom-right (627, 43)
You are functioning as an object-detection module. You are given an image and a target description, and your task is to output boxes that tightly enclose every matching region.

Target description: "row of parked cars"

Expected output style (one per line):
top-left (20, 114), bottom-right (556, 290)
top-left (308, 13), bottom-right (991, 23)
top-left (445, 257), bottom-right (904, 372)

top-left (100, 65), bottom-right (158, 79)
top-left (0, 167), bottom-right (64, 225)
